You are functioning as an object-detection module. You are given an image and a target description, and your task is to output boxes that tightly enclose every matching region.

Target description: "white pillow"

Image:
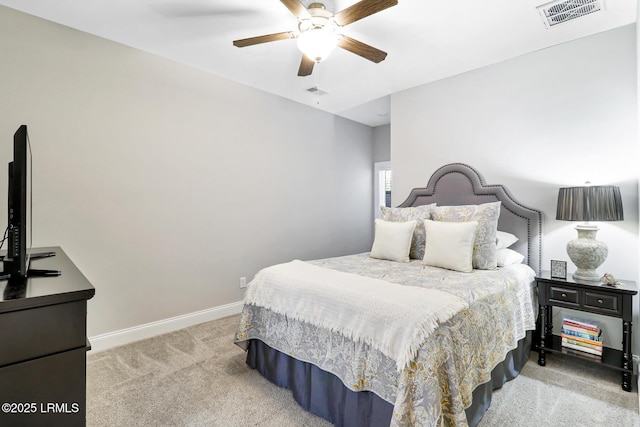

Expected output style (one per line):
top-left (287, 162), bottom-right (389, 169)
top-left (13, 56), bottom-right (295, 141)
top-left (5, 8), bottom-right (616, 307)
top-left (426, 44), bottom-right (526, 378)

top-left (370, 219), bottom-right (417, 262)
top-left (496, 231), bottom-right (518, 249)
top-left (433, 202), bottom-right (500, 270)
top-left (496, 248), bottom-right (525, 266)
top-left (380, 204), bottom-right (436, 260)
top-left (422, 220), bottom-right (478, 273)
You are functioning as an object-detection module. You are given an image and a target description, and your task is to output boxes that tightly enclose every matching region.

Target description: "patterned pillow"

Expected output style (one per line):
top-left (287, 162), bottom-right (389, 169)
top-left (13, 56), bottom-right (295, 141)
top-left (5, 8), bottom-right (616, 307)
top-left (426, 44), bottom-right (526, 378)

top-left (432, 201), bottom-right (501, 270)
top-left (380, 204), bottom-right (436, 260)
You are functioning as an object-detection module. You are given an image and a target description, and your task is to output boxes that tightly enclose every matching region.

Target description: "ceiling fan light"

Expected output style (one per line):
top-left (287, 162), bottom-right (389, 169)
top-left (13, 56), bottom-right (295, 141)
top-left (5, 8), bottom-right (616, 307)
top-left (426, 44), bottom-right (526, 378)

top-left (296, 28), bottom-right (337, 62)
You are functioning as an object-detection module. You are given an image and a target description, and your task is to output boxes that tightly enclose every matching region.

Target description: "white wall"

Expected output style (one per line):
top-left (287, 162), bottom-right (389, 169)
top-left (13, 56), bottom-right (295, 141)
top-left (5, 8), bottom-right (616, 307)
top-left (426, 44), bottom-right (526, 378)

top-left (392, 25), bottom-right (639, 353)
top-left (0, 6), bottom-right (374, 338)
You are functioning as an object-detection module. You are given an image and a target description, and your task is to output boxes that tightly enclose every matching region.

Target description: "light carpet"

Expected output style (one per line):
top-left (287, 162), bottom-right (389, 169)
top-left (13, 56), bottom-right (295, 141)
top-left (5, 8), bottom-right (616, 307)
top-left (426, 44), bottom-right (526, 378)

top-left (87, 315), bottom-right (639, 426)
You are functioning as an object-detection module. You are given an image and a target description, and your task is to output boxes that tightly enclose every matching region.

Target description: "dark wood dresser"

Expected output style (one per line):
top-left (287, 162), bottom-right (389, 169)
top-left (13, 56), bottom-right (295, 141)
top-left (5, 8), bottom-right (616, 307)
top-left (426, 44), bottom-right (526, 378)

top-left (0, 247), bottom-right (95, 426)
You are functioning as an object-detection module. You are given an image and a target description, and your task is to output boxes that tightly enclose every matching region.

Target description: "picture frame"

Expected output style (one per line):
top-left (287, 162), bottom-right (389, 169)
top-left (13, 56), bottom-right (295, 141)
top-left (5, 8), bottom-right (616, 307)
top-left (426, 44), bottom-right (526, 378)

top-left (551, 260), bottom-right (567, 279)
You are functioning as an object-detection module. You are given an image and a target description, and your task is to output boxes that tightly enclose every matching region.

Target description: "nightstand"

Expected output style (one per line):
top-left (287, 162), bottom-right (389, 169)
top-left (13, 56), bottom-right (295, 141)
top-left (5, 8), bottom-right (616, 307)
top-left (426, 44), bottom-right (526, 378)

top-left (536, 270), bottom-right (637, 392)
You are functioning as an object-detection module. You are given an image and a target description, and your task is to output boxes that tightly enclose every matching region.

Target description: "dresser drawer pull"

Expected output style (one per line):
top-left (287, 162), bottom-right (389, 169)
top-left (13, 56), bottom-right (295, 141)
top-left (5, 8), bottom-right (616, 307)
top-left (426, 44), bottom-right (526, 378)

top-left (562, 293), bottom-right (567, 298)
top-left (598, 299), bottom-right (603, 304)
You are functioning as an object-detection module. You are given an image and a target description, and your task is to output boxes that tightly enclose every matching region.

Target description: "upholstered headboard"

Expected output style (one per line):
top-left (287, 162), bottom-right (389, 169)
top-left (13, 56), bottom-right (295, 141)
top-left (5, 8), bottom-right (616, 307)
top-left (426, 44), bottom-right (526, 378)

top-left (398, 163), bottom-right (542, 274)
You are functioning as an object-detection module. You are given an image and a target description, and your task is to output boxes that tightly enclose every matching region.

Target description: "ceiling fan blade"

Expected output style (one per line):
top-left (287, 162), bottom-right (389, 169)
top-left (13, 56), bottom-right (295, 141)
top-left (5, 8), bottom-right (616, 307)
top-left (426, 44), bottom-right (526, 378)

top-left (334, 0), bottom-right (398, 26)
top-left (298, 55), bottom-right (315, 76)
top-left (337, 36), bottom-right (387, 63)
top-left (280, 0), bottom-right (310, 18)
top-left (233, 31), bottom-right (296, 48)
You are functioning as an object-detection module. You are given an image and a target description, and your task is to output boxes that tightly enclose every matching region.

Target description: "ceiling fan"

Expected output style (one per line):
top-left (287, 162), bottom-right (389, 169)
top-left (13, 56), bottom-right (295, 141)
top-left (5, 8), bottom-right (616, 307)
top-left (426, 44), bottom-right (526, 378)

top-left (233, 0), bottom-right (398, 77)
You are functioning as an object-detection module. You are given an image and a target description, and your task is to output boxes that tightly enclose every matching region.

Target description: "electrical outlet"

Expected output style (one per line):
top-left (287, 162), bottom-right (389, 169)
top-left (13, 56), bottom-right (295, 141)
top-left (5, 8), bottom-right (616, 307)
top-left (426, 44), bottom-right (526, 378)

top-left (239, 277), bottom-right (247, 288)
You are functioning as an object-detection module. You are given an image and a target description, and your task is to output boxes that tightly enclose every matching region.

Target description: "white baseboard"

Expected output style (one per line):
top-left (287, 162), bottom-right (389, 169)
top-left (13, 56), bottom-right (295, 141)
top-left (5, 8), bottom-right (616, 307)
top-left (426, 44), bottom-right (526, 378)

top-left (88, 300), bottom-right (244, 353)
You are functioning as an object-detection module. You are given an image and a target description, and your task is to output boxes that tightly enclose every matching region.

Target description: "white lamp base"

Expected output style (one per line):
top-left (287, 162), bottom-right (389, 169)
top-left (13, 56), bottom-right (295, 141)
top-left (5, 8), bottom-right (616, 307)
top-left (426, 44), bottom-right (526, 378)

top-left (566, 224), bottom-right (608, 282)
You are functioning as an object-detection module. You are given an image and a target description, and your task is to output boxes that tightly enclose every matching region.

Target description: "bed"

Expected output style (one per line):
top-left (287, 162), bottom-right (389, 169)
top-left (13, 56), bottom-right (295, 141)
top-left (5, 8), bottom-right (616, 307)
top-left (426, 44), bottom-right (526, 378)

top-left (234, 163), bottom-right (542, 427)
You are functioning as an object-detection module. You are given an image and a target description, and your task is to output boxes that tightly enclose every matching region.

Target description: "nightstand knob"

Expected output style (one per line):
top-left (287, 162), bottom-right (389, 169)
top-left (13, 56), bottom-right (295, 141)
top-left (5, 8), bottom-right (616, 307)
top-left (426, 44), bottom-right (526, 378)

top-left (598, 299), bottom-right (603, 304)
top-left (561, 293), bottom-right (567, 298)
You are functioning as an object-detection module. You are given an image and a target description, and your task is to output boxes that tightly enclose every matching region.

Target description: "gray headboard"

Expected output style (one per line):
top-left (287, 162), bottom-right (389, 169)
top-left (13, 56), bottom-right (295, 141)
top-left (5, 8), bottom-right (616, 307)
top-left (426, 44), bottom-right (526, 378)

top-left (398, 163), bottom-right (542, 274)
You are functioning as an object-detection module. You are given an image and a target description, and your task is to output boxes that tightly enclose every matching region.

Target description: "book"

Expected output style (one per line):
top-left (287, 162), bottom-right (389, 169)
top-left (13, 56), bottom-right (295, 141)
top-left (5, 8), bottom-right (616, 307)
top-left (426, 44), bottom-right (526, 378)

top-left (562, 337), bottom-right (603, 353)
top-left (562, 336), bottom-right (602, 350)
top-left (560, 327), bottom-right (602, 344)
top-left (562, 323), bottom-right (602, 337)
top-left (561, 340), bottom-right (603, 356)
top-left (563, 315), bottom-right (599, 332)
top-left (563, 320), bottom-right (599, 334)
top-left (562, 346), bottom-right (603, 362)
top-left (564, 314), bottom-right (599, 328)
top-left (560, 334), bottom-right (602, 347)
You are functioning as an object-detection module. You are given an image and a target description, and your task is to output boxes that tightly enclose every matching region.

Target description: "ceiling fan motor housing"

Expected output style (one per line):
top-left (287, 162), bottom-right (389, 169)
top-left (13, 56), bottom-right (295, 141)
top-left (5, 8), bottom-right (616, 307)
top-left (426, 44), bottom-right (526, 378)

top-left (298, 2), bottom-right (337, 33)
top-left (296, 2), bottom-right (339, 62)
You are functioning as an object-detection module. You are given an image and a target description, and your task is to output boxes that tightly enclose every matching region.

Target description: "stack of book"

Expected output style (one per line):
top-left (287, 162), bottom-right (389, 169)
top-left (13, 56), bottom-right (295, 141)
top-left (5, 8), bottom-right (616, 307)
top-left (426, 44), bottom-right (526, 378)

top-left (561, 315), bottom-right (603, 358)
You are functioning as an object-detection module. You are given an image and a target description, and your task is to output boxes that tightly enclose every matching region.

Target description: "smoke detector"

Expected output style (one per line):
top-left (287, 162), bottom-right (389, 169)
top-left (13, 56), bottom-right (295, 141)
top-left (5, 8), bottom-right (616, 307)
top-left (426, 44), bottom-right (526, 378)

top-left (537, 0), bottom-right (605, 28)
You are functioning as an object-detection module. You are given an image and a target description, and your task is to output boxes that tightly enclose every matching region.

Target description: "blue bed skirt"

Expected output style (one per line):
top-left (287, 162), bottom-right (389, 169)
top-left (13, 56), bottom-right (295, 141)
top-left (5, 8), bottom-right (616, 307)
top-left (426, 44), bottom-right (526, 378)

top-left (246, 330), bottom-right (532, 426)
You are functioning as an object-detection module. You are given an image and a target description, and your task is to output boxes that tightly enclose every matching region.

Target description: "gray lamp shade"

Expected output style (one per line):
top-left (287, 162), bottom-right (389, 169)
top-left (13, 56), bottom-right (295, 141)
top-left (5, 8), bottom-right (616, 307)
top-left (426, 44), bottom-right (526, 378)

top-left (556, 186), bottom-right (624, 222)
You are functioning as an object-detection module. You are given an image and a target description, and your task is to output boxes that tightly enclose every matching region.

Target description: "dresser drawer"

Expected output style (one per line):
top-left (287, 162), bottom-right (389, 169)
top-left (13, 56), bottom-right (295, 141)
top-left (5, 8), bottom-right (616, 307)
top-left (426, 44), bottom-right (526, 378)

top-left (584, 291), bottom-right (621, 315)
top-left (0, 301), bottom-right (87, 367)
top-left (0, 346), bottom-right (87, 426)
top-left (548, 286), bottom-right (580, 306)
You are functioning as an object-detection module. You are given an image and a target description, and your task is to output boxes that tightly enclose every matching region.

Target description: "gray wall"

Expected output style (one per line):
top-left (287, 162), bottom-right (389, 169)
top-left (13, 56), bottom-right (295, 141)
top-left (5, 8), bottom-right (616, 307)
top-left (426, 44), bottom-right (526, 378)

top-left (0, 6), bottom-right (374, 337)
top-left (392, 25), bottom-right (638, 353)
top-left (372, 124), bottom-right (391, 162)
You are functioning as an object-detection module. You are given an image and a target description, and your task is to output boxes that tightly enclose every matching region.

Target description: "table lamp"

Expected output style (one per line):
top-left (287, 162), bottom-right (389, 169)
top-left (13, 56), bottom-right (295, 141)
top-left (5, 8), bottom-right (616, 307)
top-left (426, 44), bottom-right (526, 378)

top-left (556, 184), bottom-right (624, 281)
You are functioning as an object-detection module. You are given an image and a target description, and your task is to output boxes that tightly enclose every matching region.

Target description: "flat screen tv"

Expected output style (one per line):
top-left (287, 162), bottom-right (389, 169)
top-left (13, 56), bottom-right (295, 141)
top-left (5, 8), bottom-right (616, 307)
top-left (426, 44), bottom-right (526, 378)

top-left (1, 125), bottom-right (59, 280)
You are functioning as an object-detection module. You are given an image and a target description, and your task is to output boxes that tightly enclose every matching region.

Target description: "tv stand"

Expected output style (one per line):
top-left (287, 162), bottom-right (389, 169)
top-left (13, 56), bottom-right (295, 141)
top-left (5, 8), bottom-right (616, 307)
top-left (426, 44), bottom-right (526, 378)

top-left (0, 246), bottom-right (95, 426)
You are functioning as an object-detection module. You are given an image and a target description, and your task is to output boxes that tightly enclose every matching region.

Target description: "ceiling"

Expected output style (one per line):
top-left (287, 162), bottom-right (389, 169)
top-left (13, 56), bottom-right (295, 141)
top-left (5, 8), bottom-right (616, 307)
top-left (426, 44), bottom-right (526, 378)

top-left (0, 0), bottom-right (636, 127)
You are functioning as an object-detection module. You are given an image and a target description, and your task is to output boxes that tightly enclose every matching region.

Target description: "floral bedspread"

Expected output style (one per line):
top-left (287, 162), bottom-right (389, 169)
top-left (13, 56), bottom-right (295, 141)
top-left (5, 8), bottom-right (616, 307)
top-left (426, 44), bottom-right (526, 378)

top-left (234, 253), bottom-right (536, 426)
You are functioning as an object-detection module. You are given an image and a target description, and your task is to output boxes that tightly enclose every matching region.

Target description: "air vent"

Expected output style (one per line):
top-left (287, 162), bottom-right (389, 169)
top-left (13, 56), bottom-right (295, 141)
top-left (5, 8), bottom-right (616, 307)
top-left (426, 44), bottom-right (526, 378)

top-left (537, 0), bottom-right (604, 28)
top-left (306, 86), bottom-right (328, 96)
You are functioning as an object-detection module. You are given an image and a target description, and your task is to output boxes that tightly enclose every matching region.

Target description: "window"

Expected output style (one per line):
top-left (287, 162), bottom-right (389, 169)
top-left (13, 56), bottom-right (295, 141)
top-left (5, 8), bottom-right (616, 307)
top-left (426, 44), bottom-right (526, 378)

top-left (374, 161), bottom-right (392, 219)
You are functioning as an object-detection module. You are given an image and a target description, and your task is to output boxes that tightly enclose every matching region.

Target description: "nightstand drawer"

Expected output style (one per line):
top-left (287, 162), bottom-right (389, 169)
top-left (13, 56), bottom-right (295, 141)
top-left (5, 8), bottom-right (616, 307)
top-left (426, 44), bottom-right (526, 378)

top-left (584, 291), bottom-right (620, 315)
top-left (549, 286), bottom-right (579, 306)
